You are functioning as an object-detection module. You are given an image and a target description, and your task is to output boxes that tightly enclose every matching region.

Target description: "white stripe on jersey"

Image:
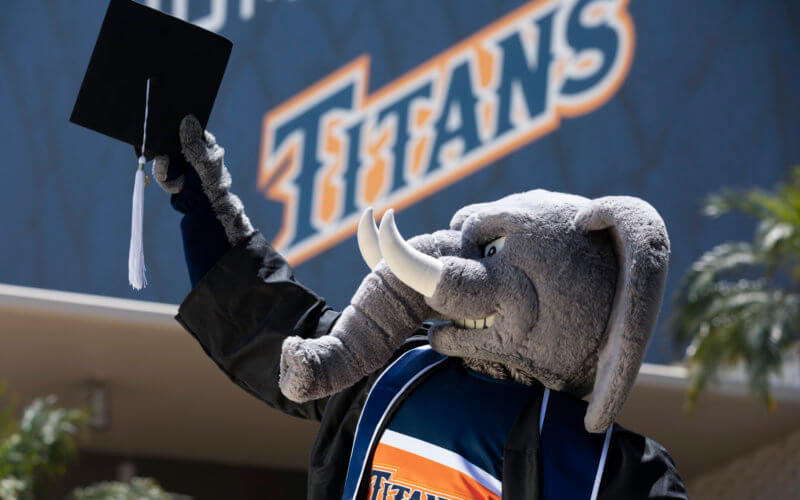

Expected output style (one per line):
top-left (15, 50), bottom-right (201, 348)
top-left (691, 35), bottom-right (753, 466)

top-left (379, 428), bottom-right (503, 496)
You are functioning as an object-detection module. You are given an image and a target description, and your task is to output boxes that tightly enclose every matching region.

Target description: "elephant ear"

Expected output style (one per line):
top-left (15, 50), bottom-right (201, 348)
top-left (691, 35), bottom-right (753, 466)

top-left (573, 196), bottom-right (670, 433)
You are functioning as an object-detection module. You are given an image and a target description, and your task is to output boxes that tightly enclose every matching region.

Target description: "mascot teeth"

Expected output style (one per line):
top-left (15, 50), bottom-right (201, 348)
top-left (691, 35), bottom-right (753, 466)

top-left (453, 314), bottom-right (495, 329)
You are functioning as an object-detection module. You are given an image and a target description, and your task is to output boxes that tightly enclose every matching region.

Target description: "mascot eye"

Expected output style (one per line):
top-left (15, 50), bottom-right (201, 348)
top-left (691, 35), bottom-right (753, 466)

top-left (483, 236), bottom-right (506, 258)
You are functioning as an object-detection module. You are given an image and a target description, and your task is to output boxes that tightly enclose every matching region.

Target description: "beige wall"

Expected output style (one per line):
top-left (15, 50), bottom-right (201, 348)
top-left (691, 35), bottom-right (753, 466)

top-left (3, 283), bottom-right (800, 488)
top-left (689, 428), bottom-right (800, 500)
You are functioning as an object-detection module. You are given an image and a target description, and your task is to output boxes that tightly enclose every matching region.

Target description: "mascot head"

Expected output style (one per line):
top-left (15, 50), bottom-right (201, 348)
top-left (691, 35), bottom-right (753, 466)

top-left (279, 190), bottom-right (669, 432)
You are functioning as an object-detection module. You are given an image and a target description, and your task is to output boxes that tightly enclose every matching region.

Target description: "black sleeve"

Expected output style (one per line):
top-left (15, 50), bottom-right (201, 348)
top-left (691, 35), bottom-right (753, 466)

top-left (175, 231), bottom-right (341, 421)
top-left (598, 426), bottom-right (688, 499)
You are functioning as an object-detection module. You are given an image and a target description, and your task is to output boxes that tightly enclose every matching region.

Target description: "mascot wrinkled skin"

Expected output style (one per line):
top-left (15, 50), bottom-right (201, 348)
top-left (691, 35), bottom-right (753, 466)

top-left (281, 193), bottom-right (667, 434)
top-left (156, 116), bottom-right (686, 500)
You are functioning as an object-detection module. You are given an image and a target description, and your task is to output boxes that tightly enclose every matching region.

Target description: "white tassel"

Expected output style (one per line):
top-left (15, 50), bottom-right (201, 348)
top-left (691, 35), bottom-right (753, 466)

top-left (128, 156), bottom-right (147, 290)
top-left (129, 77), bottom-right (151, 290)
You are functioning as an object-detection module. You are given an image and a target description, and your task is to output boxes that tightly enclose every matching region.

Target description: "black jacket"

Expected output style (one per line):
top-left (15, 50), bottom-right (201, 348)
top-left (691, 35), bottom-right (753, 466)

top-left (175, 232), bottom-right (688, 499)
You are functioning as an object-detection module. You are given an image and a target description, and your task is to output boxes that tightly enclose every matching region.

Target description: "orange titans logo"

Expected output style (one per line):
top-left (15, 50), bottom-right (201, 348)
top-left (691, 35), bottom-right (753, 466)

top-left (257, 0), bottom-right (634, 265)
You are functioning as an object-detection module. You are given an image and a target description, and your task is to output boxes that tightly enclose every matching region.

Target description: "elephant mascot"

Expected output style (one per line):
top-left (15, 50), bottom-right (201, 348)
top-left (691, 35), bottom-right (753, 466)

top-left (155, 116), bottom-right (687, 500)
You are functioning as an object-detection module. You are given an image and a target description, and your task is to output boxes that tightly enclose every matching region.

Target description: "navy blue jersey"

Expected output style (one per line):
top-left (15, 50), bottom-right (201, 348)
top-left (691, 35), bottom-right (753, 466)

top-left (368, 358), bottom-right (534, 499)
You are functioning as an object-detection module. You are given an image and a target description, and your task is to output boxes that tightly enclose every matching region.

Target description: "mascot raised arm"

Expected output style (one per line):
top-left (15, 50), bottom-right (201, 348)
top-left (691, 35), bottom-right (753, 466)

top-left (154, 115), bottom-right (686, 500)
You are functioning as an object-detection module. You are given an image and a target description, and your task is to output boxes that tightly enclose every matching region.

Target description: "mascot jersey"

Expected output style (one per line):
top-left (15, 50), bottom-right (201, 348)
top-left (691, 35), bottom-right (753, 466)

top-left (170, 178), bottom-right (687, 500)
top-left (346, 346), bottom-right (612, 500)
top-left (364, 355), bottom-right (535, 500)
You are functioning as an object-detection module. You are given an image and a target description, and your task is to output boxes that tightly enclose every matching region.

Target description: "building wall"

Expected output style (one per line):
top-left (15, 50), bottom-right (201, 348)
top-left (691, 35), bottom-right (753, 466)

top-left (689, 429), bottom-right (800, 500)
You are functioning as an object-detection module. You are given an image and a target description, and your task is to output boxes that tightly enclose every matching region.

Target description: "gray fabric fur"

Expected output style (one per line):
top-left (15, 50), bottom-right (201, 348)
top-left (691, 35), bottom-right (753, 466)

top-left (278, 189), bottom-right (670, 434)
top-left (426, 191), bottom-right (619, 400)
top-left (573, 196), bottom-right (669, 432)
top-left (152, 155), bottom-right (185, 193)
top-left (178, 115), bottom-right (255, 246)
top-left (279, 230), bottom-right (461, 402)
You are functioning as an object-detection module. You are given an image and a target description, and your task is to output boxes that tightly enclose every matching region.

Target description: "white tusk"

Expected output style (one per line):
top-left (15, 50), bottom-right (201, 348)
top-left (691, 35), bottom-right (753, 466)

top-left (378, 209), bottom-right (443, 297)
top-left (357, 207), bottom-right (382, 270)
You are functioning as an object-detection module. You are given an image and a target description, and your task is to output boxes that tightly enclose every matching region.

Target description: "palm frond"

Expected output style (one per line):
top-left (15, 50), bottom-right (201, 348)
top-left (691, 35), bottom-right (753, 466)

top-left (670, 167), bottom-right (800, 410)
top-left (670, 242), bottom-right (760, 344)
top-left (704, 173), bottom-right (800, 228)
top-left (679, 287), bottom-right (800, 410)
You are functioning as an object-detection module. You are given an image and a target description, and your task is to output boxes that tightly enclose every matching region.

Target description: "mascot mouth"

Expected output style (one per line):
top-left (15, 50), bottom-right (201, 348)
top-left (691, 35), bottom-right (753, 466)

top-left (449, 314), bottom-right (496, 329)
top-left (356, 208), bottom-right (499, 332)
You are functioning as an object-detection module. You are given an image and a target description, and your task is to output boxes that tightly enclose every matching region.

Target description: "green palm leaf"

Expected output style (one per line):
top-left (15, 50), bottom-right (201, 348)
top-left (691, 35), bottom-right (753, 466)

top-left (670, 167), bottom-right (800, 410)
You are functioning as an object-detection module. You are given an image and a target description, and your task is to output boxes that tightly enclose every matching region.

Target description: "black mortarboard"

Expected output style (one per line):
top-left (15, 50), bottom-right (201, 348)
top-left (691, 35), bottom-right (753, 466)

top-left (70, 0), bottom-right (232, 181)
top-left (70, 0), bottom-right (232, 290)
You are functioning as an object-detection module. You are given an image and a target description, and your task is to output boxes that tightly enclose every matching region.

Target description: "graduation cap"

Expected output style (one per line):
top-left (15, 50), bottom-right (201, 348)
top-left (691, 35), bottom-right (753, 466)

top-left (70, 0), bottom-right (232, 290)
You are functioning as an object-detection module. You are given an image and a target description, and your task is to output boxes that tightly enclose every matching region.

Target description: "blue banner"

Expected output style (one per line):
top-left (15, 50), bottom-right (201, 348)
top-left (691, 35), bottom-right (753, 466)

top-left (1, 0), bottom-right (798, 362)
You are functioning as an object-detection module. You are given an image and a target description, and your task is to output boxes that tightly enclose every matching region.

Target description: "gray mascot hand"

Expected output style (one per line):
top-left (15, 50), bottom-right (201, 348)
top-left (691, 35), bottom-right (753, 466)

top-left (151, 155), bottom-right (185, 194)
top-left (151, 115), bottom-right (255, 246)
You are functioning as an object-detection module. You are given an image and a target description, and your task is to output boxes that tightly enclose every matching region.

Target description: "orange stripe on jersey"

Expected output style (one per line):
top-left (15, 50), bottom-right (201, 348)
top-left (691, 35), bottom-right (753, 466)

top-left (369, 442), bottom-right (501, 500)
